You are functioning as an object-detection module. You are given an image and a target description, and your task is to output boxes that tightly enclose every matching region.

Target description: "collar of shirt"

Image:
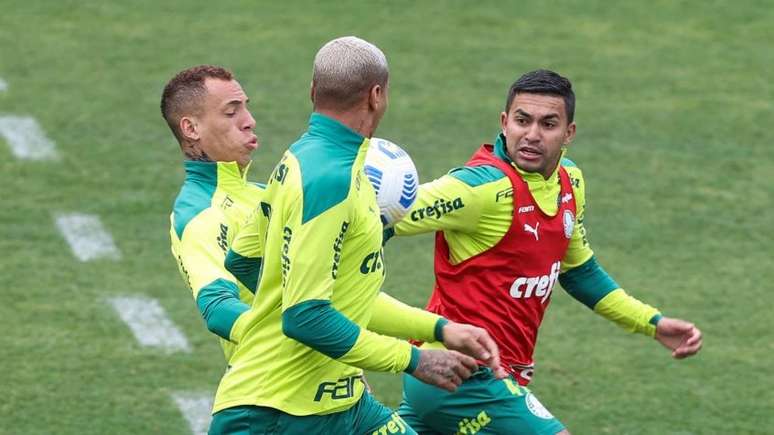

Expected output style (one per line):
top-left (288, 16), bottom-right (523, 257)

top-left (183, 160), bottom-right (251, 189)
top-left (307, 112), bottom-right (366, 152)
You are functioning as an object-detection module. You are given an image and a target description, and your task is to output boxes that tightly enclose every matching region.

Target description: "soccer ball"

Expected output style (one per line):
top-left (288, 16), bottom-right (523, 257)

top-left (364, 138), bottom-right (419, 228)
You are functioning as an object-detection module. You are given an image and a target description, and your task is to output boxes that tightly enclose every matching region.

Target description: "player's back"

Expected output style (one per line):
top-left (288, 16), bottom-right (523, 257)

top-left (212, 113), bottom-right (387, 416)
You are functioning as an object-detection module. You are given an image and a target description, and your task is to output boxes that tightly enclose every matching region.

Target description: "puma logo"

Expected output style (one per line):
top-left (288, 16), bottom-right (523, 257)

top-left (524, 222), bottom-right (539, 241)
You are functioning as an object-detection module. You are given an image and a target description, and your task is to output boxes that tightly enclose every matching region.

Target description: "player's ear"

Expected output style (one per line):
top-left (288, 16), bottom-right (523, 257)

top-left (564, 122), bottom-right (576, 146)
top-left (310, 80), bottom-right (316, 104)
top-left (180, 116), bottom-right (200, 142)
top-left (500, 111), bottom-right (508, 133)
top-left (368, 84), bottom-right (384, 112)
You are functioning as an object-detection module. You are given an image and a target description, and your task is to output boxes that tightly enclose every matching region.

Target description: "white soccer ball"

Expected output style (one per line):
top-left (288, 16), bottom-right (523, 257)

top-left (364, 137), bottom-right (419, 228)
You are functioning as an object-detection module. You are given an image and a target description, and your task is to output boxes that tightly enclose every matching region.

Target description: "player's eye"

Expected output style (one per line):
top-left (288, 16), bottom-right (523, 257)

top-left (516, 117), bottom-right (528, 125)
top-left (225, 112), bottom-right (236, 117)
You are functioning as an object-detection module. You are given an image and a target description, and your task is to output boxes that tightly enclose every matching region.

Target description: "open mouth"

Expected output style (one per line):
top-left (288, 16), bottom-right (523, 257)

top-left (517, 146), bottom-right (542, 160)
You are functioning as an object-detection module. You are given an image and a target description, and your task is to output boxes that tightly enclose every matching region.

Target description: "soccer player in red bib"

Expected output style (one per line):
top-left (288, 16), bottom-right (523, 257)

top-left (389, 70), bottom-right (703, 434)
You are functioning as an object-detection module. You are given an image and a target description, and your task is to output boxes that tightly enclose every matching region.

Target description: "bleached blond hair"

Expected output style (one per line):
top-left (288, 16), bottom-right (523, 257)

top-left (312, 36), bottom-right (389, 110)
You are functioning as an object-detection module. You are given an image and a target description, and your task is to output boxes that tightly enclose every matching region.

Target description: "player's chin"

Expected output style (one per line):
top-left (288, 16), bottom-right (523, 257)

top-left (514, 157), bottom-right (544, 174)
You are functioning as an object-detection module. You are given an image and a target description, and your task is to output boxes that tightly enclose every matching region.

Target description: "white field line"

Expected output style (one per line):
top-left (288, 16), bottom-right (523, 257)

top-left (0, 115), bottom-right (58, 160)
top-left (0, 78), bottom-right (7, 92)
top-left (54, 213), bottom-right (121, 261)
top-left (108, 296), bottom-right (191, 353)
top-left (171, 392), bottom-right (213, 435)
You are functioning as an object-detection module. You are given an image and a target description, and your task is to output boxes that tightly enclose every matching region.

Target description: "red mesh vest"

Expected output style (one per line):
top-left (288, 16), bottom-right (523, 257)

top-left (429, 144), bottom-right (576, 385)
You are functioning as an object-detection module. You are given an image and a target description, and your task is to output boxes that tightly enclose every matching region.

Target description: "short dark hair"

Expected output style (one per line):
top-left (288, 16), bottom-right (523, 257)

top-left (160, 65), bottom-right (234, 143)
top-left (504, 69), bottom-right (575, 123)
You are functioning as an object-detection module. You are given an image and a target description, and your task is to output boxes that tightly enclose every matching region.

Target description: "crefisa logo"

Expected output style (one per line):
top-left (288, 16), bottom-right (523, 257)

top-left (563, 210), bottom-right (574, 239)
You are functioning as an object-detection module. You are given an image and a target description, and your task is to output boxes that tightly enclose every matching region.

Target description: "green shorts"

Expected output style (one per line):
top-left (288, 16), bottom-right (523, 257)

top-left (209, 391), bottom-right (416, 435)
top-left (398, 368), bottom-right (565, 435)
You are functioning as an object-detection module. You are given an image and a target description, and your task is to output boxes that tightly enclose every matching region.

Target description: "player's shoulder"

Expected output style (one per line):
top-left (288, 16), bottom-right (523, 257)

top-left (172, 177), bottom-right (218, 239)
top-left (560, 157), bottom-right (585, 186)
top-left (448, 164), bottom-right (507, 187)
top-left (287, 140), bottom-right (358, 224)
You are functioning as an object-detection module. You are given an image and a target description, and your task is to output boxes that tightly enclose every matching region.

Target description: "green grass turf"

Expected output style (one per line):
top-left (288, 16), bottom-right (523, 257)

top-left (1, 1), bottom-right (772, 433)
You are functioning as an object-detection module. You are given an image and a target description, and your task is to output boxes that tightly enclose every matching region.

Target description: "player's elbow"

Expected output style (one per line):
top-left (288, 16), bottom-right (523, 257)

top-left (196, 279), bottom-right (246, 340)
top-left (224, 249), bottom-right (239, 276)
top-left (203, 315), bottom-right (222, 336)
top-left (224, 250), bottom-right (261, 293)
top-left (281, 310), bottom-right (302, 341)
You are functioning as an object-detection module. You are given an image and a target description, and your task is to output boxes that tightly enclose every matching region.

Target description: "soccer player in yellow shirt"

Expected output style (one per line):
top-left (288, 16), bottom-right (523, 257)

top-left (210, 37), bottom-right (505, 434)
top-left (162, 65), bottom-right (263, 360)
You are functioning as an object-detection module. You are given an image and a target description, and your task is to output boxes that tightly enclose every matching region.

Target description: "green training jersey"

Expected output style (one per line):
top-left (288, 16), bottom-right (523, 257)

top-left (169, 160), bottom-right (264, 360)
top-left (213, 113), bottom-right (429, 416)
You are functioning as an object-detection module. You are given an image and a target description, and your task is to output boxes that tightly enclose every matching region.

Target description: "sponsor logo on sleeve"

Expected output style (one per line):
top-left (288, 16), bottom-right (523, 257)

top-left (216, 223), bottom-right (228, 252)
top-left (496, 187), bottom-right (513, 202)
top-left (280, 226), bottom-right (292, 287)
top-left (410, 197), bottom-right (464, 221)
top-left (331, 221), bottom-right (349, 279)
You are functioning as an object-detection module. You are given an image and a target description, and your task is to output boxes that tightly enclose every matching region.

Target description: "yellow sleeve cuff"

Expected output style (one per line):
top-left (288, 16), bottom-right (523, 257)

top-left (593, 288), bottom-right (661, 337)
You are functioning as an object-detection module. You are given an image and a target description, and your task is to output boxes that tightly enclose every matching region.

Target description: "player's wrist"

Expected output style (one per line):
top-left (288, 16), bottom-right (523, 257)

top-left (434, 318), bottom-right (449, 342)
top-left (404, 346), bottom-right (421, 373)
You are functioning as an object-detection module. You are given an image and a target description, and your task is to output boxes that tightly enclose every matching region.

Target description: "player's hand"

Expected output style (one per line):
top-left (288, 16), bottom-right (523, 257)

top-left (411, 349), bottom-right (478, 392)
top-left (442, 322), bottom-right (508, 379)
top-left (655, 317), bottom-right (703, 359)
top-left (360, 374), bottom-right (373, 393)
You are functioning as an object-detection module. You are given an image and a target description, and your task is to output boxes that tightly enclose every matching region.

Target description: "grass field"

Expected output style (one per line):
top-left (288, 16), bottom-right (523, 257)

top-left (1, 1), bottom-right (772, 433)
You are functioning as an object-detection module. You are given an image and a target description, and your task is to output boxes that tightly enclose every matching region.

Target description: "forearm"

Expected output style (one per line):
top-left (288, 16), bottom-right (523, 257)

top-left (560, 256), bottom-right (660, 336)
top-left (368, 292), bottom-right (447, 342)
top-left (282, 299), bottom-right (419, 373)
top-left (196, 278), bottom-right (250, 342)
top-left (594, 289), bottom-right (661, 336)
top-left (224, 248), bottom-right (261, 293)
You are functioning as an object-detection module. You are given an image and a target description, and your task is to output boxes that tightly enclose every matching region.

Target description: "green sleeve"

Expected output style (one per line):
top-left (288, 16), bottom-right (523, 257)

top-left (197, 278), bottom-right (249, 340)
top-left (283, 299), bottom-right (419, 373)
top-left (224, 248), bottom-right (261, 293)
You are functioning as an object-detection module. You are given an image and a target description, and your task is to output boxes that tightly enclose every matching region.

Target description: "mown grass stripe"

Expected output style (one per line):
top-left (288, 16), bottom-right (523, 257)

top-left (54, 213), bottom-right (121, 262)
top-left (108, 296), bottom-right (191, 353)
top-left (171, 392), bottom-right (213, 435)
top-left (0, 115), bottom-right (58, 160)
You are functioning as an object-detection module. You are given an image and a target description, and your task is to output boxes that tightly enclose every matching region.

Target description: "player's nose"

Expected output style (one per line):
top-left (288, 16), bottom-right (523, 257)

top-left (244, 110), bottom-right (257, 131)
top-left (524, 122), bottom-right (541, 142)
